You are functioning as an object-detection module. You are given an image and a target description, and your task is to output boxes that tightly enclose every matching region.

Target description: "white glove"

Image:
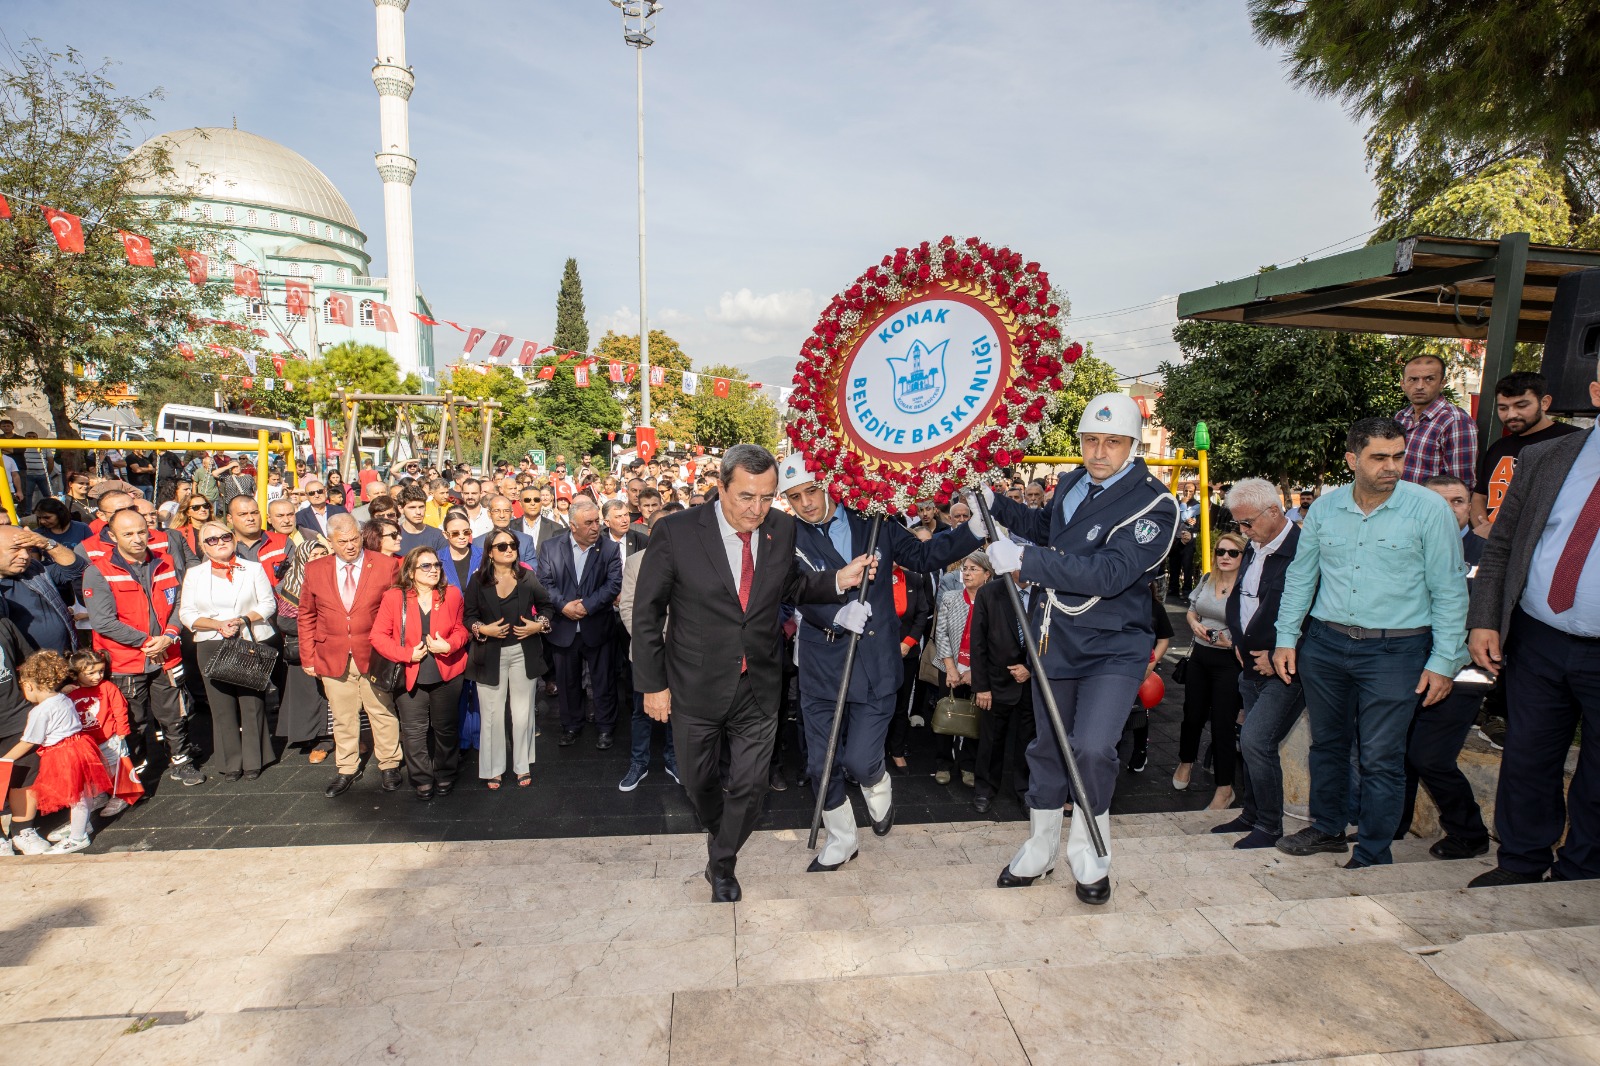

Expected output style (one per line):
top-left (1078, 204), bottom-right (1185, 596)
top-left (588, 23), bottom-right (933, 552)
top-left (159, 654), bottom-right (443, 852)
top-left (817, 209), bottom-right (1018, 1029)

top-left (986, 537), bottom-right (1023, 575)
top-left (968, 510), bottom-right (1000, 542)
top-left (833, 599), bottom-right (872, 634)
top-left (965, 485), bottom-right (995, 511)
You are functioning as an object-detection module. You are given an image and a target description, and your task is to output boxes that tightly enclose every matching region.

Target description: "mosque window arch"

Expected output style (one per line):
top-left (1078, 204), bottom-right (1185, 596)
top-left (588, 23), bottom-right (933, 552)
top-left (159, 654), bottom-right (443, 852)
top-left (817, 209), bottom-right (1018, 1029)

top-left (200, 203), bottom-right (212, 220)
top-left (246, 209), bottom-right (257, 226)
top-left (359, 299), bottom-right (376, 326)
top-left (268, 212), bottom-right (279, 228)
top-left (223, 205), bottom-right (235, 222)
top-left (312, 264), bottom-right (324, 280)
top-left (337, 268), bottom-right (349, 283)
top-left (247, 298), bottom-right (266, 322)
top-left (290, 217), bottom-right (300, 233)
top-left (321, 296), bottom-right (336, 324)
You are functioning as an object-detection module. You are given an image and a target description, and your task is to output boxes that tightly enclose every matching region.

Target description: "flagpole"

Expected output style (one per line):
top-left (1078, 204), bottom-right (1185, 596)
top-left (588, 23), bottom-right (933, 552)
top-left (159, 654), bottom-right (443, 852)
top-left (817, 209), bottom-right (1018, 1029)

top-left (611, 1), bottom-right (659, 430)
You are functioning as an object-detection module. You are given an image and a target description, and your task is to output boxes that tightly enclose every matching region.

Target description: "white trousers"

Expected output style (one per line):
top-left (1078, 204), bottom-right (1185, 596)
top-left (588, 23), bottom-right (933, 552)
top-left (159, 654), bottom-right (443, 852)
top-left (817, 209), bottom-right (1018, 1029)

top-left (478, 644), bottom-right (537, 778)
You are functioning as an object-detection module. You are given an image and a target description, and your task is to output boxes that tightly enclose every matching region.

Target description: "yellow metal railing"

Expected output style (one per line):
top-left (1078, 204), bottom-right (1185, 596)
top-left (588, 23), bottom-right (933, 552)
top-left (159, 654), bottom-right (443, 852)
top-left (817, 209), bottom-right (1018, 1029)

top-left (0, 431), bottom-right (298, 523)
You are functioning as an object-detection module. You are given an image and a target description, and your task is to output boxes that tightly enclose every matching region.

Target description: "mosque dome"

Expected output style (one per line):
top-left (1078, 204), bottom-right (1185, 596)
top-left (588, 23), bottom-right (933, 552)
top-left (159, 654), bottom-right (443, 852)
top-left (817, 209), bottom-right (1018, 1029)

top-left (126, 127), bottom-right (361, 232)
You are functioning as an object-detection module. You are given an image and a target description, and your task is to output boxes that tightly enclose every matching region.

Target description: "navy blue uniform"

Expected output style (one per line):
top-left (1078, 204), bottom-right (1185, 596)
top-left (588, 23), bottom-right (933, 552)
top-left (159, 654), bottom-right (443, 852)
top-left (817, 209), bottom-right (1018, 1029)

top-left (793, 507), bottom-right (978, 809)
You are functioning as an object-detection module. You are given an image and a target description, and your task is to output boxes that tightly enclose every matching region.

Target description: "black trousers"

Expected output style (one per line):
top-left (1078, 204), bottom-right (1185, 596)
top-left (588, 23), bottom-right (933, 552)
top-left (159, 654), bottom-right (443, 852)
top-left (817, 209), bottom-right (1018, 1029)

top-left (671, 673), bottom-right (775, 877)
top-left (975, 687), bottom-right (1035, 801)
top-left (1497, 610), bottom-right (1600, 880)
top-left (1399, 686), bottom-right (1489, 843)
top-left (195, 641), bottom-right (273, 775)
top-left (396, 676), bottom-right (463, 789)
top-left (885, 652), bottom-right (921, 759)
top-left (933, 684), bottom-right (977, 773)
top-left (1178, 644), bottom-right (1241, 786)
top-left (552, 639), bottom-right (618, 734)
top-left (114, 668), bottom-right (191, 767)
top-left (1167, 539), bottom-right (1196, 597)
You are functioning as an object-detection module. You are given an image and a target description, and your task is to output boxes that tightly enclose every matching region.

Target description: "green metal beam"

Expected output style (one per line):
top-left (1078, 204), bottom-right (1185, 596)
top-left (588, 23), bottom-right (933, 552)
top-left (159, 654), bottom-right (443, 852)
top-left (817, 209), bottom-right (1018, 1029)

top-left (1477, 232), bottom-right (1531, 446)
top-left (1176, 240), bottom-right (1406, 318)
top-left (1240, 259), bottom-right (1496, 323)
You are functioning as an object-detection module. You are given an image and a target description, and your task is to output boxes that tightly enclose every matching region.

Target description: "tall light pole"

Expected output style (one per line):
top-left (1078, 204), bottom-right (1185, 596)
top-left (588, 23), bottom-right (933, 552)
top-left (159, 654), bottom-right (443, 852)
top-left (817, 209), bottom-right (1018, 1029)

top-left (610, 0), bottom-right (659, 428)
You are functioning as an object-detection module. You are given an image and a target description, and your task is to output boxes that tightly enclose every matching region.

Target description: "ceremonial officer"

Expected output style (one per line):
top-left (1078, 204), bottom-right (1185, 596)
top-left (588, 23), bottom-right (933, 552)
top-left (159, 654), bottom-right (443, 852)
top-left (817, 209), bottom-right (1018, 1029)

top-left (779, 453), bottom-right (980, 871)
top-left (970, 393), bottom-right (1177, 904)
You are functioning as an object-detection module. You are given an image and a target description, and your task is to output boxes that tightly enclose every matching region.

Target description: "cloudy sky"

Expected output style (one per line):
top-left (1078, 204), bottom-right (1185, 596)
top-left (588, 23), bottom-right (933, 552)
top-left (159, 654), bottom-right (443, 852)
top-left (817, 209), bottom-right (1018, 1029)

top-left (14, 1), bottom-right (1378, 384)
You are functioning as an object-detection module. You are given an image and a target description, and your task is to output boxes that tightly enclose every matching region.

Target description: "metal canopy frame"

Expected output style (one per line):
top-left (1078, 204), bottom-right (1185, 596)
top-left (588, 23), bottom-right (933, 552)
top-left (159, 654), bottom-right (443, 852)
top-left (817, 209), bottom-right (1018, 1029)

top-left (1176, 233), bottom-right (1600, 441)
top-left (333, 390), bottom-right (502, 482)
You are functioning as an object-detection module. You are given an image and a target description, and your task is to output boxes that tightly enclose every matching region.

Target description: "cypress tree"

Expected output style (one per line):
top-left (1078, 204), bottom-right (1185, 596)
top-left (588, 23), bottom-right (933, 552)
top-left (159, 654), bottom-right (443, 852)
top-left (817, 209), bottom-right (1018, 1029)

top-left (552, 258), bottom-right (589, 356)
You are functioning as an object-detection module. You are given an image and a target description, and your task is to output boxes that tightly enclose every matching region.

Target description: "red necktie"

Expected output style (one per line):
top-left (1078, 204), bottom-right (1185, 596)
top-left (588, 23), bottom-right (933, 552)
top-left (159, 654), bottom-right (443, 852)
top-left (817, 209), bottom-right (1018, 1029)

top-left (736, 531), bottom-right (754, 611)
top-left (341, 562), bottom-right (358, 612)
top-left (1547, 474), bottom-right (1600, 614)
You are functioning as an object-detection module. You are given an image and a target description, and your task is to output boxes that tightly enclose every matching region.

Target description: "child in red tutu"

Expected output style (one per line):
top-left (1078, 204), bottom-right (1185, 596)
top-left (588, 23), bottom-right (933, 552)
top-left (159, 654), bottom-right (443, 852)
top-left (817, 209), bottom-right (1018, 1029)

top-left (67, 650), bottom-right (140, 817)
top-left (1, 652), bottom-right (113, 854)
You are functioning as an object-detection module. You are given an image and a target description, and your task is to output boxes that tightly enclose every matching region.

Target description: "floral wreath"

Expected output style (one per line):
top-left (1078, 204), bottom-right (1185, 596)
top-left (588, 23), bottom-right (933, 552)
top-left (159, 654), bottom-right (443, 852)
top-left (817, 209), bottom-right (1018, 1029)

top-left (785, 236), bottom-right (1081, 516)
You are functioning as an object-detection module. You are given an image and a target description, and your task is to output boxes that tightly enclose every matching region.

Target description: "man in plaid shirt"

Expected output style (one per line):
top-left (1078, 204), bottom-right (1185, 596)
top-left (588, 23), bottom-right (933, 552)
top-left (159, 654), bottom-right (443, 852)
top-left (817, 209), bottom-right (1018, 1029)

top-left (1396, 353), bottom-right (1478, 484)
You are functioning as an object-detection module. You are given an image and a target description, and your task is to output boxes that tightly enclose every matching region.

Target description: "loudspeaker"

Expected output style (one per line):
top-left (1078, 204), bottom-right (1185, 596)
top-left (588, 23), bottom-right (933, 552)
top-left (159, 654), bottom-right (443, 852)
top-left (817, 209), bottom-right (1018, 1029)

top-left (1540, 268), bottom-right (1600, 414)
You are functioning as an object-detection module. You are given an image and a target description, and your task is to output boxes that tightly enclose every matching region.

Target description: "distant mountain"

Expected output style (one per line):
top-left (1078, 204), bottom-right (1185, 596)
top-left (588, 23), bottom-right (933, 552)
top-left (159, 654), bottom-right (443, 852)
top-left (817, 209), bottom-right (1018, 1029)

top-left (722, 355), bottom-right (800, 389)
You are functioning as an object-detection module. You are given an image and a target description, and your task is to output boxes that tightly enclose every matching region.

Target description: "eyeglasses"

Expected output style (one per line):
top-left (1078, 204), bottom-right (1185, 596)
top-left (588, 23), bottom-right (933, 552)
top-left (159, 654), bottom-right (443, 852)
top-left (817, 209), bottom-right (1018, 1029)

top-left (491, 542), bottom-right (518, 553)
top-left (415, 562), bottom-right (442, 572)
top-left (1215, 548), bottom-right (1243, 559)
top-left (189, 504), bottom-right (210, 512)
top-left (203, 534), bottom-right (234, 546)
top-left (307, 489), bottom-right (326, 497)
top-left (382, 530), bottom-right (402, 540)
top-left (1232, 507), bottom-right (1275, 530)
top-left (446, 527), bottom-right (471, 537)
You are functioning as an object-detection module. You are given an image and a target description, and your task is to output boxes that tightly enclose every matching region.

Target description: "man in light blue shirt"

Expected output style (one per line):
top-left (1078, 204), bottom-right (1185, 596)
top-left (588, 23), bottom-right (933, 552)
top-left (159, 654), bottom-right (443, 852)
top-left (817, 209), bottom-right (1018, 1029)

top-left (1272, 417), bottom-right (1468, 867)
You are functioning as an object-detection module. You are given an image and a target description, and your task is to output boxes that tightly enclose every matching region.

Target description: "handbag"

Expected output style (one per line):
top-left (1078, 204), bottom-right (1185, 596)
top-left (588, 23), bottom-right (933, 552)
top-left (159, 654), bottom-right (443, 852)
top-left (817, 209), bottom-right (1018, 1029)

top-left (365, 598), bottom-right (408, 694)
top-left (206, 629), bottom-right (280, 690)
top-left (1171, 654), bottom-right (1190, 686)
top-left (932, 686), bottom-right (981, 739)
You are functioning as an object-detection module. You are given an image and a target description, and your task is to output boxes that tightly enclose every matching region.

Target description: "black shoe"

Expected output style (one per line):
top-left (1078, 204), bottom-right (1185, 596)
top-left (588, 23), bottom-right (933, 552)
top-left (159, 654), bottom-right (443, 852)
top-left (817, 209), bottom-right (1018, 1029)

top-left (558, 731), bottom-right (578, 747)
top-left (1467, 866), bottom-right (1543, 889)
top-left (997, 864), bottom-right (1052, 888)
top-left (1342, 857), bottom-right (1371, 870)
top-left (1128, 749), bottom-right (1148, 773)
top-left (806, 849), bottom-right (858, 873)
top-left (705, 865), bottom-right (742, 903)
top-left (973, 795), bottom-right (993, 814)
top-left (871, 804), bottom-right (894, 836)
top-left (381, 768), bottom-right (403, 792)
top-left (1430, 836), bottom-right (1491, 861)
top-left (1075, 876), bottom-right (1112, 905)
top-left (1210, 816), bottom-right (1253, 834)
top-left (169, 761), bottom-right (205, 787)
top-left (595, 732), bottom-right (614, 751)
top-left (224, 771), bottom-right (243, 782)
top-left (1233, 829), bottom-right (1281, 850)
top-left (415, 786), bottom-right (434, 801)
top-left (1276, 827), bottom-right (1350, 856)
top-left (324, 770), bottom-right (363, 798)
top-left (435, 780), bottom-right (454, 797)
top-left (767, 766), bottom-right (788, 792)
top-left (244, 770), bottom-right (261, 781)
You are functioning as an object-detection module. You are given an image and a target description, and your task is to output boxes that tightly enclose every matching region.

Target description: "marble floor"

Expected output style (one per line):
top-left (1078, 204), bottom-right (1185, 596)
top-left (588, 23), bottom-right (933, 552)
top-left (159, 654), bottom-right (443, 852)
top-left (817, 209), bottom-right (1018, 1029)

top-left (2, 810), bottom-right (1595, 1065)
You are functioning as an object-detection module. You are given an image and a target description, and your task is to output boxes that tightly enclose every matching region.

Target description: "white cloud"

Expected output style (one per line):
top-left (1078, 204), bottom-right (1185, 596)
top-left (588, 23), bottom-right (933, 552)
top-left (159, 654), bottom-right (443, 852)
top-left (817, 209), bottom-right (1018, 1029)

top-left (706, 288), bottom-right (819, 327)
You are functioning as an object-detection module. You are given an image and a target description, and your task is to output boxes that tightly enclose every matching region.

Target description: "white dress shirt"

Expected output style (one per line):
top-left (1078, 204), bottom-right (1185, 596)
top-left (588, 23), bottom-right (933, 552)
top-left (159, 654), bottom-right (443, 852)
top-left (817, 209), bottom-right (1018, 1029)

top-left (178, 559), bottom-right (277, 641)
top-left (467, 508), bottom-right (494, 538)
top-left (712, 500), bottom-right (758, 587)
top-left (1238, 520), bottom-right (1292, 634)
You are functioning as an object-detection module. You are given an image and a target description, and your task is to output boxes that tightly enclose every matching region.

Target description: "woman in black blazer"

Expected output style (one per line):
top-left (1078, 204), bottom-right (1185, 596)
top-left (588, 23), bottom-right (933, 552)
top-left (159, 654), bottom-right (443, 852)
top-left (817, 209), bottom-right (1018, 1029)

top-left (464, 532), bottom-right (556, 788)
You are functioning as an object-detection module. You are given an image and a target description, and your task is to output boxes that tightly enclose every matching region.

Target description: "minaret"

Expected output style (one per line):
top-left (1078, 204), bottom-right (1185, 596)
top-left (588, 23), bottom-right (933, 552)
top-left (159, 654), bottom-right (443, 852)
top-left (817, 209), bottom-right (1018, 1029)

top-left (372, 0), bottom-right (420, 383)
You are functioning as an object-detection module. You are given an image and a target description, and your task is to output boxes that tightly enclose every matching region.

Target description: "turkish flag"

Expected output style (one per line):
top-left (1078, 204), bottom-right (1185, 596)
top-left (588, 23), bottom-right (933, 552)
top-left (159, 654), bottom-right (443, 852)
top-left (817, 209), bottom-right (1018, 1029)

top-left (326, 292), bottom-right (353, 326)
top-left (42, 207), bottom-right (85, 253)
top-left (636, 427), bottom-right (658, 463)
top-left (412, 311), bottom-right (441, 326)
top-left (713, 377), bottom-right (731, 399)
top-left (536, 365), bottom-right (556, 380)
top-left (649, 366), bottom-right (665, 386)
top-left (574, 365), bottom-right (590, 387)
top-left (180, 248), bottom-right (208, 285)
top-left (178, 343), bottom-right (196, 362)
top-left (119, 231), bottom-right (155, 267)
top-left (518, 341), bottom-right (539, 365)
top-left (608, 361), bottom-right (624, 383)
top-left (748, 381), bottom-right (763, 390)
top-left (625, 364), bottom-right (637, 384)
top-left (0, 194), bottom-right (10, 219)
top-left (284, 278), bottom-right (312, 317)
top-left (233, 264), bottom-right (261, 298)
top-left (489, 333), bottom-right (514, 360)
top-left (270, 355), bottom-right (286, 376)
top-left (444, 320), bottom-right (467, 332)
top-left (241, 376), bottom-right (254, 390)
top-left (462, 327), bottom-right (486, 356)
top-left (372, 301), bottom-right (398, 333)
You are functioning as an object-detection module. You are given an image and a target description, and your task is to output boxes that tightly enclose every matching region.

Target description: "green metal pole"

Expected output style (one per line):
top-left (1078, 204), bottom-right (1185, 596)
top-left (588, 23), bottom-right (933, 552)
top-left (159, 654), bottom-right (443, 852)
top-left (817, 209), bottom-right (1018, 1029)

top-left (1477, 232), bottom-right (1530, 446)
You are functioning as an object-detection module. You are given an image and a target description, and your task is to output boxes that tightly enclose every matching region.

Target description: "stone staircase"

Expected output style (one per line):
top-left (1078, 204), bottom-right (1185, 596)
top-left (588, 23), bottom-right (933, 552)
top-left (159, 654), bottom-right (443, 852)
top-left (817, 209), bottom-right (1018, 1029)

top-left (2, 811), bottom-right (1597, 1064)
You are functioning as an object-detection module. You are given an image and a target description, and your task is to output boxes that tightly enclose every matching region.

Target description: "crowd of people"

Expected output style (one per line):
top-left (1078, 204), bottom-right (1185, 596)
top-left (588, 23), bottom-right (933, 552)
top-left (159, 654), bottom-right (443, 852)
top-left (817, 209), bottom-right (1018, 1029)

top-left (0, 353), bottom-right (1591, 907)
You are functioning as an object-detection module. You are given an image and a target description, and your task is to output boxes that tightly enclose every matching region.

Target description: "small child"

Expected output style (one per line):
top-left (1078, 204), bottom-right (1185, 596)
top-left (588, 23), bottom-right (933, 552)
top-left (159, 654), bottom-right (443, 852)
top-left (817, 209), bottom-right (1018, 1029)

top-left (67, 650), bottom-right (140, 818)
top-left (2, 652), bottom-right (114, 854)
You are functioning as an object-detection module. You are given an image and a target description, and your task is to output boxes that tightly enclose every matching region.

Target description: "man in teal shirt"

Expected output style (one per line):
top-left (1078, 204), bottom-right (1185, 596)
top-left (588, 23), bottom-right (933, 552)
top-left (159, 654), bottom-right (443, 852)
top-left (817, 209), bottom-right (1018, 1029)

top-left (1272, 417), bottom-right (1468, 866)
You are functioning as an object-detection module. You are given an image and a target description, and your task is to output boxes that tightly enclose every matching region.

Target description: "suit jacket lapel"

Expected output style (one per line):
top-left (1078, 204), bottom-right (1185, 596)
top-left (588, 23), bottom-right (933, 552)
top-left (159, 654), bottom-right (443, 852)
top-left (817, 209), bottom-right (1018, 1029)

top-left (697, 503), bottom-right (740, 606)
top-left (745, 512), bottom-right (784, 614)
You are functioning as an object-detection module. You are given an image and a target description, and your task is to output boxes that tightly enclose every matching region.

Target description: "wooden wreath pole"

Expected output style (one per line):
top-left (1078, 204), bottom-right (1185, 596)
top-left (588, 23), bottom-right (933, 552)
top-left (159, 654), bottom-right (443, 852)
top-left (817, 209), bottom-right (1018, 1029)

top-left (807, 515), bottom-right (885, 850)
top-left (973, 491), bottom-right (1106, 857)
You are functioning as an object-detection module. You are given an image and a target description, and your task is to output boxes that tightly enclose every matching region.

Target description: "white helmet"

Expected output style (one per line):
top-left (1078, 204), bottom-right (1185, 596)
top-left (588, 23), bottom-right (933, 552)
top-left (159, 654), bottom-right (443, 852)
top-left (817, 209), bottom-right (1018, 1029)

top-left (1078, 392), bottom-right (1143, 439)
top-left (778, 452), bottom-right (815, 494)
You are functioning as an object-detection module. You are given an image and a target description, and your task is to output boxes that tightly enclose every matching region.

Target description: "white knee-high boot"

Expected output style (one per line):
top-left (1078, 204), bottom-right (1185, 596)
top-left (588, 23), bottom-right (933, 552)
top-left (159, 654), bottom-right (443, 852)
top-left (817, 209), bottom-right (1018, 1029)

top-left (808, 802), bottom-right (860, 872)
top-left (861, 772), bottom-right (894, 836)
top-left (1066, 810), bottom-right (1113, 885)
top-left (1003, 807), bottom-right (1064, 881)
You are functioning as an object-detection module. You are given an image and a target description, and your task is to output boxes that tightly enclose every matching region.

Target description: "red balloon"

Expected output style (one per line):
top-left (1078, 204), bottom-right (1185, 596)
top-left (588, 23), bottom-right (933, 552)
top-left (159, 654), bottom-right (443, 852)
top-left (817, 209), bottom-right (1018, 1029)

top-left (1137, 673), bottom-right (1165, 710)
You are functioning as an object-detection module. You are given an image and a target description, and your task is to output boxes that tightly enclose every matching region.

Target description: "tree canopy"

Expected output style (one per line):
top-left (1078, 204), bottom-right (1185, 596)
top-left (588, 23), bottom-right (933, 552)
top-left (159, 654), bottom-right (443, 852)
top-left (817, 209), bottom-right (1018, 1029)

top-left (685, 363), bottom-right (778, 451)
top-left (593, 329), bottom-right (693, 443)
top-left (552, 257), bottom-right (588, 357)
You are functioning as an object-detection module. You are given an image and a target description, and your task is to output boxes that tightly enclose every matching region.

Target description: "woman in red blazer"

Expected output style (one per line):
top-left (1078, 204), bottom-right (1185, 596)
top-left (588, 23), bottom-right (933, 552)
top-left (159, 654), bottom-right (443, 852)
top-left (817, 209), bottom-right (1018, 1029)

top-left (371, 547), bottom-right (470, 799)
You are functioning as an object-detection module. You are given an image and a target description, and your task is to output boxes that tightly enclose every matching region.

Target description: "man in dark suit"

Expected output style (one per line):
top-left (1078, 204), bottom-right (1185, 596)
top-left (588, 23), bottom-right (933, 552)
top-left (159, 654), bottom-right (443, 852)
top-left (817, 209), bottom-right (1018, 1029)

top-left (295, 476), bottom-right (348, 537)
top-left (514, 486), bottom-right (565, 549)
top-left (474, 495), bottom-right (535, 566)
top-left (602, 499), bottom-right (650, 726)
top-left (538, 496), bottom-right (624, 748)
top-left (1468, 378), bottom-right (1599, 887)
top-left (633, 445), bottom-right (873, 902)
top-left (969, 573), bottom-right (1038, 814)
top-left (1219, 478), bottom-right (1305, 849)
top-left (297, 513), bottom-right (403, 797)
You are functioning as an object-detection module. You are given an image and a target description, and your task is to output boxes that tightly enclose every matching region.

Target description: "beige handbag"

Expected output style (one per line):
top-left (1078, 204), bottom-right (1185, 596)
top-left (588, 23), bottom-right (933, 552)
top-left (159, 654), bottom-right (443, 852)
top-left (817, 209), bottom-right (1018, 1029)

top-left (932, 686), bottom-right (981, 739)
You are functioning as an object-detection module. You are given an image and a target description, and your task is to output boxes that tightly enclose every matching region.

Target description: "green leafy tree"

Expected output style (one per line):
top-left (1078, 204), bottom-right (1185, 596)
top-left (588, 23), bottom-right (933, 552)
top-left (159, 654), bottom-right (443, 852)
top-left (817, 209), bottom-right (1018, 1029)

top-left (1155, 321), bottom-right (1405, 489)
top-left (284, 341), bottom-right (420, 431)
top-left (686, 364), bottom-right (777, 451)
top-left (524, 357), bottom-right (621, 463)
top-left (552, 257), bottom-right (589, 357)
top-left (0, 44), bottom-right (258, 464)
top-left (1036, 350), bottom-right (1121, 456)
top-left (447, 365), bottom-right (540, 463)
top-left (593, 329), bottom-right (694, 443)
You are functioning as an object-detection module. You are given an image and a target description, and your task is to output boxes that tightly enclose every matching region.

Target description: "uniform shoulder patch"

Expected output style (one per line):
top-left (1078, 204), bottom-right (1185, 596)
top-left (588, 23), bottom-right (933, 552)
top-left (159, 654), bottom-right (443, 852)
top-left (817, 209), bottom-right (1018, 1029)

top-left (1133, 518), bottom-right (1160, 544)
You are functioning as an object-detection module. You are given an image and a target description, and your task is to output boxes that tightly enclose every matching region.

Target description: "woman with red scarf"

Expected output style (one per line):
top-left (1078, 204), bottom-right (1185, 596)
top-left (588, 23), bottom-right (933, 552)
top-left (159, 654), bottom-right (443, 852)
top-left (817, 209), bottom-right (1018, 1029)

top-left (933, 550), bottom-right (992, 786)
top-left (179, 520), bottom-right (277, 780)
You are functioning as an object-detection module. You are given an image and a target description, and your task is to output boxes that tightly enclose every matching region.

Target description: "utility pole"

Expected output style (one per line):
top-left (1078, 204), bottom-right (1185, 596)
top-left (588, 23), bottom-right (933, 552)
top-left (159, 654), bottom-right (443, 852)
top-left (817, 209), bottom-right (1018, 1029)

top-left (610, 0), bottom-right (661, 427)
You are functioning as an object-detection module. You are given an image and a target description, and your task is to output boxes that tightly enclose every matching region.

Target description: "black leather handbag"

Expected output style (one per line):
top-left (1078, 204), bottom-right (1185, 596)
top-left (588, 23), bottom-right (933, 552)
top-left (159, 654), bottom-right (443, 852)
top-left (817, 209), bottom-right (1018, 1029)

top-left (206, 629), bottom-right (279, 690)
top-left (365, 603), bottom-right (408, 694)
top-left (932, 686), bottom-right (981, 739)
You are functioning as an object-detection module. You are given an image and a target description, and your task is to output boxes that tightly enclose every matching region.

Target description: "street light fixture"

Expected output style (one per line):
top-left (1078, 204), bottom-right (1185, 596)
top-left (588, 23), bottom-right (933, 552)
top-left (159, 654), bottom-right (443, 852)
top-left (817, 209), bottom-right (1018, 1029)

top-left (609, 0), bottom-right (660, 429)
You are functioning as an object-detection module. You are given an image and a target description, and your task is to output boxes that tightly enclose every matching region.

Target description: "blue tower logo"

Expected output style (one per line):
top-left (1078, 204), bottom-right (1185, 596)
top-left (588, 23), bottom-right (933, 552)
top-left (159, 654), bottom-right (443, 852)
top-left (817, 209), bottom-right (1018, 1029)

top-left (887, 338), bottom-right (948, 415)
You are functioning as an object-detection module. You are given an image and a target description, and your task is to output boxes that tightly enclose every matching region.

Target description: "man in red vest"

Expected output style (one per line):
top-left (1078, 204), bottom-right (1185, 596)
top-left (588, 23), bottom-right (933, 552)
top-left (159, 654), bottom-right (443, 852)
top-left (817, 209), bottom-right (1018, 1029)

top-left (82, 508), bottom-right (204, 786)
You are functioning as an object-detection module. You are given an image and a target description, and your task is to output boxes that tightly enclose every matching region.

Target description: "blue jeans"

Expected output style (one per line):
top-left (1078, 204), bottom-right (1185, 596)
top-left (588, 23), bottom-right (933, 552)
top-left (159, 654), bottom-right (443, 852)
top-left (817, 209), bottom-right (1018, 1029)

top-left (1236, 670), bottom-right (1306, 837)
top-left (629, 690), bottom-right (677, 772)
top-left (1300, 622), bottom-right (1431, 865)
